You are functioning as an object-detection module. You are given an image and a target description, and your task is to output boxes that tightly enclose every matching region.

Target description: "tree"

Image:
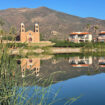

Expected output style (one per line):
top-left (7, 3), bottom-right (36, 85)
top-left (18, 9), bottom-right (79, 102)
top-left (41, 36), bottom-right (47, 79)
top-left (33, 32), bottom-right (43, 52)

top-left (94, 25), bottom-right (99, 36)
top-left (0, 19), bottom-right (5, 26)
top-left (40, 33), bottom-right (44, 41)
top-left (9, 26), bottom-right (17, 35)
top-left (86, 24), bottom-right (91, 32)
top-left (0, 30), bottom-right (4, 35)
top-left (94, 25), bottom-right (99, 32)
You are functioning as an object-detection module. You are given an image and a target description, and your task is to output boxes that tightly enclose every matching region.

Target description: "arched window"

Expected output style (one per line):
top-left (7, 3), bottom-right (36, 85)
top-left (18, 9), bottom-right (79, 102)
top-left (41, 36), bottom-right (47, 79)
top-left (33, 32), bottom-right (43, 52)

top-left (36, 26), bottom-right (38, 28)
top-left (29, 59), bottom-right (32, 63)
top-left (36, 30), bottom-right (38, 32)
top-left (22, 29), bottom-right (24, 32)
top-left (29, 38), bottom-right (32, 42)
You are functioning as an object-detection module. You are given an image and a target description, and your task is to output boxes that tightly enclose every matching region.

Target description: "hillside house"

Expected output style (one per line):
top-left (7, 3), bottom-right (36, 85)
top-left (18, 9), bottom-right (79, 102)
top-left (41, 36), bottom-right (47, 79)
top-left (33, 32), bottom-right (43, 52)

top-left (97, 31), bottom-right (105, 42)
top-left (68, 32), bottom-right (92, 43)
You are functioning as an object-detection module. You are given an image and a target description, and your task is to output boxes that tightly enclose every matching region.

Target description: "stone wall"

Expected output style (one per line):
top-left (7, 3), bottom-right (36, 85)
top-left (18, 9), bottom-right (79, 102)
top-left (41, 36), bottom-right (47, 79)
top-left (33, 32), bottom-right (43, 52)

top-left (52, 47), bottom-right (81, 53)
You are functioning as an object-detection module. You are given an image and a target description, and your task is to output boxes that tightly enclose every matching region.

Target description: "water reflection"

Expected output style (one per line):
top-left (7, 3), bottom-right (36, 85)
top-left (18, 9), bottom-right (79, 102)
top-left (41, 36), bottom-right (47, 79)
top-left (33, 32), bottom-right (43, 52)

top-left (99, 57), bottom-right (105, 67)
top-left (1, 54), bottom-right (105, 105)
top-left (18, 55), bottom-right (53, 78)
top-left (16, 55), bottom-right (105, 86)
top-left (69, 56), bottom-right (92, 67)
top-left (21, 58), bottom-right (40, 77)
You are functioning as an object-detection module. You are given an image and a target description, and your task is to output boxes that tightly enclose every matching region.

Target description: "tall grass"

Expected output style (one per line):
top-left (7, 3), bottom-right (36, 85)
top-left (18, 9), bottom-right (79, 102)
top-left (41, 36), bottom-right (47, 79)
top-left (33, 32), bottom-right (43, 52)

top-left (0, 43), bottom-right (79, 105)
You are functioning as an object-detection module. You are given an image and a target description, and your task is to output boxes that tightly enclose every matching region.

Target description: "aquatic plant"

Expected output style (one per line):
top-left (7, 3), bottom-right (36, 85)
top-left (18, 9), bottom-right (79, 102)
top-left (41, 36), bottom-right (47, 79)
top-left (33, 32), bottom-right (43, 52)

top-left (0, 44), bottom-right (79, 105)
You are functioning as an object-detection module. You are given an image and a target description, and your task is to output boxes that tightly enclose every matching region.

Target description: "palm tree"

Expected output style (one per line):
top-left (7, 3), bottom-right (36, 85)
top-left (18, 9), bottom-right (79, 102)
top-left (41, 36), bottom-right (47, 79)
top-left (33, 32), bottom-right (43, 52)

top-left (93, 25), bottom-right (99, 40)
top-left (94, 25), bottom-right (99, 34)
top-left (86, 24), bottom-right (91, 32)
top-left (9, 26), bottom-right (17, 35)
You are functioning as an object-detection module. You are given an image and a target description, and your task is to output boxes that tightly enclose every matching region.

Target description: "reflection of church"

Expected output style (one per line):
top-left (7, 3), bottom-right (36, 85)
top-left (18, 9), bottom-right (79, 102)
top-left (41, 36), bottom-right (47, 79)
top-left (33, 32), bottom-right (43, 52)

top-left (69, 56), bottom-right (92, 67)
top-left (21, 58), bottom-right (40, 78)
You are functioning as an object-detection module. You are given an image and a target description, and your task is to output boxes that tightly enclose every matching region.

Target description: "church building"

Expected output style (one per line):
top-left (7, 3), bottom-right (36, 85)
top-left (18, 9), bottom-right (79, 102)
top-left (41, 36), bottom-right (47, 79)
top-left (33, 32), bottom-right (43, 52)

top-left (20, 23), bottom-right (40, 43)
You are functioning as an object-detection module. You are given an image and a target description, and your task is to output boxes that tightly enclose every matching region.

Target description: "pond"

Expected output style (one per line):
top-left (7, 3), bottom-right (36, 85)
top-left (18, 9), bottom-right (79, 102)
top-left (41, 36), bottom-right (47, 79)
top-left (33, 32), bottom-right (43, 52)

top-left (0, 53), bottom-right (105, 105)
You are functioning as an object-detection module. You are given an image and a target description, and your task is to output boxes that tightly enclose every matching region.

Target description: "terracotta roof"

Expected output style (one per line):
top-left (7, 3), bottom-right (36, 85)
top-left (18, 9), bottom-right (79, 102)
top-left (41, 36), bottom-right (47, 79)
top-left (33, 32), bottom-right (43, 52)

top-left (71, 64), bottom-right (89, 67)
top-left (70, 32), bottom-right (90, 35)
top-left (99, 31), bottom-right (105, 34)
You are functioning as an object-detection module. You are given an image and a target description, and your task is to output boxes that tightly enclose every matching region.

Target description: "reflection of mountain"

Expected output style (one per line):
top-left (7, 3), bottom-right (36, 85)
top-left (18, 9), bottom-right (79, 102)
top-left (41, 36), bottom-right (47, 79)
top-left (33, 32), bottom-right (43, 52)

top-left (18, 56), bottom-right (105, 87)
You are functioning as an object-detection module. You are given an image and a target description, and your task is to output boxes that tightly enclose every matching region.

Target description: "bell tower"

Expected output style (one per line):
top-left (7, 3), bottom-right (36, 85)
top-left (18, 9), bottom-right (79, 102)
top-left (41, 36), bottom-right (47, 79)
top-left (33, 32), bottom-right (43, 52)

top-left (21, 23), bottom-right (25, 32)
top-left (20, 23), bottom-right (26, 43)
top-left (34, 23), bottom-right (40, 42)
top-left (34, 23), bottom-right (39, 32)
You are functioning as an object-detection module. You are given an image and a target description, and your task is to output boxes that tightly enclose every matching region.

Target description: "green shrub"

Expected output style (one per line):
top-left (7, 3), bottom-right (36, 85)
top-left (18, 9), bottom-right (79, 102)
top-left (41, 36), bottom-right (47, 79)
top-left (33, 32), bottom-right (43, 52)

top-left (52, 40), bottom-right (85, 47)
top-left (6, 43), bottom-right (28, 48)
top-left (51, 40), bottom-right (105, 48)
top-left (2, 36), bottom-right (14, 41)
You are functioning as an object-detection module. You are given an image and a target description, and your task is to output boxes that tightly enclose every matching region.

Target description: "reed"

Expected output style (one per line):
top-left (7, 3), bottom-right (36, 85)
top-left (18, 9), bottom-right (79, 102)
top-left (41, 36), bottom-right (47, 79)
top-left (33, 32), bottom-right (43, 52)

top-left (0, 43), bottom-right (79, 105)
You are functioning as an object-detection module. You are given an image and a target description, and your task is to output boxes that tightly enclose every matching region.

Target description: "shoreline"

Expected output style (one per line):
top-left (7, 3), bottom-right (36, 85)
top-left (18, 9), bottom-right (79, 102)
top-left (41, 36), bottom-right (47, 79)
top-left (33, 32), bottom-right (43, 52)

top-left (9, 47), bottom-right (81, 55)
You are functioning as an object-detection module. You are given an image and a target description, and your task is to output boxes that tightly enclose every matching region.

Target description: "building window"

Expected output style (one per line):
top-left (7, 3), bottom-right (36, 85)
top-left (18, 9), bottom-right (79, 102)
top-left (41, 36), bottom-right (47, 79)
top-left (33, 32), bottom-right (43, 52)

top-left (78, 35), bottom-right (84, 39)
top-left (29, 38), bottom-right (32, 42)
top-left (36, 30), bottom-right (38, 32)
top-left (101, 40), bottom-right (105, 42)
top-left (100, 34), bottom-right (105, 37)
top-left (29, 59), bottom-right (32, 63)
top-left (22, 29), bottom-right (24, 32)
top-left (70, 35), bottom-right (76, 39)
top-left (23, 69), bottom-right (24, 71)
top-left (36, 26), bottom-right (38, 28)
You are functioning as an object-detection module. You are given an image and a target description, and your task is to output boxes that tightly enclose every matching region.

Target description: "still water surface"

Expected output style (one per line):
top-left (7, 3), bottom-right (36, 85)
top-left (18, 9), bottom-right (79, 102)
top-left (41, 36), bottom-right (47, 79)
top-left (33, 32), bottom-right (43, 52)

top-left (1, 54), bottom-right (105, 105)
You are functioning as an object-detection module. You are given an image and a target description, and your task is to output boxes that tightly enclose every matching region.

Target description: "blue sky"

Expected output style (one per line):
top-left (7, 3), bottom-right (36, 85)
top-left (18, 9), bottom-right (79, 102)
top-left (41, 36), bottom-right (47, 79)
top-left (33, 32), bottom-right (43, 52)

top-left (0, 0), bottom-right (105, 20)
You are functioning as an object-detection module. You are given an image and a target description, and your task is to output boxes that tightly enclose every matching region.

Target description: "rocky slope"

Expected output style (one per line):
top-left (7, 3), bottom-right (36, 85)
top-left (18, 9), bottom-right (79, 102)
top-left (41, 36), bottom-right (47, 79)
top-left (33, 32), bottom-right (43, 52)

top-left (0, 7), bottom-right (105, 40)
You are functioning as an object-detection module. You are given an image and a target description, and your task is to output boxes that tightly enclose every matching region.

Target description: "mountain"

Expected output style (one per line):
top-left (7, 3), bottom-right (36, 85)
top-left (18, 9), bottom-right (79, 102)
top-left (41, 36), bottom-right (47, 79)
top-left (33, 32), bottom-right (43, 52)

top-left (0, 7), bottom-right (105, 40)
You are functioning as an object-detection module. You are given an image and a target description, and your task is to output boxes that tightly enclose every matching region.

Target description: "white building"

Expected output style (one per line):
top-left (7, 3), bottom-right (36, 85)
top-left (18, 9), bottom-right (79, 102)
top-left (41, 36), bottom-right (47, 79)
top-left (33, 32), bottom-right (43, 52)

top-left (98, 31), bottom-right (105, 42)
top-left (68, 32), bottom-right (92, 43)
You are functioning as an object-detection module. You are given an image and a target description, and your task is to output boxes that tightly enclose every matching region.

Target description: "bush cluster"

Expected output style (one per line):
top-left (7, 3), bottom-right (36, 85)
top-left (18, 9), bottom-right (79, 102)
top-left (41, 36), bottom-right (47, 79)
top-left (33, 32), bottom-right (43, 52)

top-left (51, 40), bottom-right (105, 48)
